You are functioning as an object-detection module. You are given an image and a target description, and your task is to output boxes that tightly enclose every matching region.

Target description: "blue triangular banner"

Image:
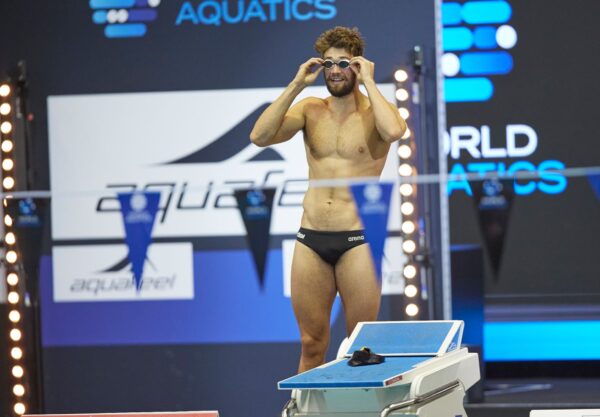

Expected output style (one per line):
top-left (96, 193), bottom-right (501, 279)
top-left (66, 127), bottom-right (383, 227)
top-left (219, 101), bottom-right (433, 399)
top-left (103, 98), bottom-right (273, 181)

top-left (118, 191), bottom-right (161, 292)
top-left (234, 188), bottom-right (276, 289)
top-left (470, 178), bottom-right (514, 279)
top-left (350, 182), bottom-right (393, 279)
top-left (588, 174), bottom-right (600, 201)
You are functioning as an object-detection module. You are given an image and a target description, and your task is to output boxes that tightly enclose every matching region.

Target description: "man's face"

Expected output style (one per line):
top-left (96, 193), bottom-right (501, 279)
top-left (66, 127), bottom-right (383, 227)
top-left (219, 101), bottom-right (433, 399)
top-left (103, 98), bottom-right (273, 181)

top-left (323, 47), bottom-right (356, 98)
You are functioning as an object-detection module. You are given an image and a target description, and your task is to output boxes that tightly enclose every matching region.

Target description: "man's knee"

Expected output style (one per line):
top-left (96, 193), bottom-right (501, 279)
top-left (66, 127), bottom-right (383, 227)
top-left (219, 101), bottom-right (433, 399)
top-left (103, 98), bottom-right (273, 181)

top-left (301, 333), bottom-right (329, 358)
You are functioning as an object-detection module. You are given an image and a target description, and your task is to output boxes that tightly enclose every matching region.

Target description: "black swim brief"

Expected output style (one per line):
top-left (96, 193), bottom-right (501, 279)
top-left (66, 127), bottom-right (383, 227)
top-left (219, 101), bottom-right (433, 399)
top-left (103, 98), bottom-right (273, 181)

top-left (296, 227), bottom-right (367, 266)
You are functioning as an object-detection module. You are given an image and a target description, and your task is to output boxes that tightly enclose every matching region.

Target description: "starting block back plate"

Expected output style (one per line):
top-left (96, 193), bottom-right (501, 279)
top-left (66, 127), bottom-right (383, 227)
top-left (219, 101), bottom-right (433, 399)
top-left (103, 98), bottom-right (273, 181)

top-left (344, 321), bottom-right (464, 357)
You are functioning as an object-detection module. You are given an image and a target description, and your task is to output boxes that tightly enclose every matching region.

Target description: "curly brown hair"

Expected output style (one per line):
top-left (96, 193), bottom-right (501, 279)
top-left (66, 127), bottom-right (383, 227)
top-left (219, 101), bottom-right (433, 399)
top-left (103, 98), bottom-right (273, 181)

top-left (314, 26), bottom-right (365, 57)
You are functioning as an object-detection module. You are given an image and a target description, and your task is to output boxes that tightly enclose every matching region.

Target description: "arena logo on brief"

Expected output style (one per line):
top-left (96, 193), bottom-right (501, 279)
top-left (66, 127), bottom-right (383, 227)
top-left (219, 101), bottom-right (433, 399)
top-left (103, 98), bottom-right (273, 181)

top-left (89, 0), bottom-right (336, 39)
top-left (442, 0), bottom-right (517, 102)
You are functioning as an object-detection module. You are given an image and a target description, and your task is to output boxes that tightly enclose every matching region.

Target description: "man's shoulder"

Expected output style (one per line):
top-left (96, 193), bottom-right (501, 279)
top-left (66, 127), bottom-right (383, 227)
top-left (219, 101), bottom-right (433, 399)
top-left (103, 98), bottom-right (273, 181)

top-left (297, 96), bottom-right (328, 114)
top-left (298, 96), bottom-right (327, 106)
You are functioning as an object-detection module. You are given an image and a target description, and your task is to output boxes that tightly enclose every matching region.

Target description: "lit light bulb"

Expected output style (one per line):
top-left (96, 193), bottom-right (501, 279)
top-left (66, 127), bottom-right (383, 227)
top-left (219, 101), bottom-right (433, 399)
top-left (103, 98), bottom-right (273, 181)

top-left (398, 164), bottom-right (413, 177)
top-left (5, 231), bottom-right (15, 245)
top-left (3, 158), bottom-right (14, 170)
top-left (2, 140), bottom-right (14, 152)
top-left (0, 103), bottom-right (11, 115)
top-left (401, 202), bottom-right (414, 215)
top-left (7, 272), bottom-right (18, 285)
top-left (1, 121), bottom-right (12, 134)
top-left (6, 250), bottom-right (18, 263)
top-left (403, 239), bottom-right (416, 253)
top-left (3, 176), bottom-right (15, 189)
top-left (8, 291), bottom-right (19, 304)
top-left (11, 347), bottom-right (23, 360)
top-left (14, 402), bottom-right (26, 415)
top-left (9, 310), bottom-right (20, 323)
top-left (406, 303), bottom-right (419, 317)
top-left (0, 84), bottom-right (11, 97)
top-left (395, 89), bottom-right (409, 101)
top-left (405, 285), bottom-right (418, 298)
top-left (10, 328), bottom-right (22, 341)
top-left (394, 69), bottom-right (408, 82)
top-left (13, 384), bottom-right (25, 397)
top-left (399, 184), bottom-right (414, 197)
top-left (404, 264), bottom-right (417, 279)
top-left (397, 145), bottom-right (412, 159)
top-left (402, 221), bottom-right (416, 234)
top-left (12, 365), bottom-right (24, 378)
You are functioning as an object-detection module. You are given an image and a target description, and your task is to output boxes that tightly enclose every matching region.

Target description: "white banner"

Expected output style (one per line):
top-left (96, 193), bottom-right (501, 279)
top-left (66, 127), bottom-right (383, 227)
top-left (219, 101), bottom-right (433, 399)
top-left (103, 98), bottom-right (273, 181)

top-left (48, 86), bottom-right (400, 240)
top-left (52, 242), bottom-right (194, 302)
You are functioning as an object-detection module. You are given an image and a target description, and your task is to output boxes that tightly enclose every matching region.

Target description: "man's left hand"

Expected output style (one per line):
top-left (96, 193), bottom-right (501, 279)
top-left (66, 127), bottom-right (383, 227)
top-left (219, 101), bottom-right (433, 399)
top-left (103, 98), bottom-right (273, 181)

top-left (349, 56), bottom-right (375, 84)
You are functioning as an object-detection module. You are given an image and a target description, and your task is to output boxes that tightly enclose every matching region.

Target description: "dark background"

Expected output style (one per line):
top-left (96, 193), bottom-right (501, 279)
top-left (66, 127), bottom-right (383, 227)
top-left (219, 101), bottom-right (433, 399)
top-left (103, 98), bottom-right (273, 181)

top-left (446, 1), bottom-right (600, 312)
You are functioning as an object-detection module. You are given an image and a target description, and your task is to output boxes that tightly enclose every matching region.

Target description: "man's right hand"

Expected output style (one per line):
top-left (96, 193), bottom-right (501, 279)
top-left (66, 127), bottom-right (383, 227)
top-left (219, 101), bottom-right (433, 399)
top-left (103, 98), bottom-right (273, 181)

top-left (292, 57), bottom-right (324, 88)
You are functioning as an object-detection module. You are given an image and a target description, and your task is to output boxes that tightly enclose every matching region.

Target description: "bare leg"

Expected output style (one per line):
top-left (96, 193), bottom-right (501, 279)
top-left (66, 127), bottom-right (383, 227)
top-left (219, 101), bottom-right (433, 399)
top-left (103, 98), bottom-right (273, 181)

top-left (291, 241), bottom-right (337, 373)
top-left (335, 244), bottom-right (381, 336)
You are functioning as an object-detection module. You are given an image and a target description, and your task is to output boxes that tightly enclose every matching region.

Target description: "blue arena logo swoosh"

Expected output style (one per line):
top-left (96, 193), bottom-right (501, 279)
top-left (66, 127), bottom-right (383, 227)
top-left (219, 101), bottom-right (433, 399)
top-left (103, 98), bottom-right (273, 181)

top-left (162, 103), bottom-right (285, 164)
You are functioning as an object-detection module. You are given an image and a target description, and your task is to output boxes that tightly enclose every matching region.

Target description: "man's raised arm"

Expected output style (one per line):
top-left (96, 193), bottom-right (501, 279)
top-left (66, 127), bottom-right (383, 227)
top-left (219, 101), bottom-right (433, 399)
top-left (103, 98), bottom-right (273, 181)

top-left (250, 57), bottom-right (323, 147)
top-left (349, 56), bottom-right (407, 143)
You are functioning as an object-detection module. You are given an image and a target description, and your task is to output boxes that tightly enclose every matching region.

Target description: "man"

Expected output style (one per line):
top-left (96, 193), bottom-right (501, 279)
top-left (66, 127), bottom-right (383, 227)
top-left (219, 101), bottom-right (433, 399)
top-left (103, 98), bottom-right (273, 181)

top-left (250, 26), bottom-right (407, 373)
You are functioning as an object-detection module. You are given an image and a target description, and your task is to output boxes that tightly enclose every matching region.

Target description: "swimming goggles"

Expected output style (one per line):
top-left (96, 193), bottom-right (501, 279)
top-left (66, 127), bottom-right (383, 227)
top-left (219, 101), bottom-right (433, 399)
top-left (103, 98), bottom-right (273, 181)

top-left (322, 59), bottom-right (351, 69)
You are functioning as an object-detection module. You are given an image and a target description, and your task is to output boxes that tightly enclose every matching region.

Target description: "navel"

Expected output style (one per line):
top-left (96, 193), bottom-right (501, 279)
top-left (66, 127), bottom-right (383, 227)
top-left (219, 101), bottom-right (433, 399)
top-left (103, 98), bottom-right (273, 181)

top-left (358, 146), bottom-right (365, 153)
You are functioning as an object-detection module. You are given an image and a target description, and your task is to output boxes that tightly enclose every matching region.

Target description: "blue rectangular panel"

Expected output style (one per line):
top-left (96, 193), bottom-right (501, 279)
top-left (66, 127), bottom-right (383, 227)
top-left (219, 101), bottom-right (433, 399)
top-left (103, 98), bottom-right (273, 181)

top-left (445, 78), bottom-right (494, 102)
top-left (442, 3), bottom-right (462, 25)
top-left (462, 1), bottom-right (512, 24)
top-left (461, 51), bottom-right (513, 75)
top-left (279, 356), bottom-right (429, 389)
top-left (473, 26), bottom-right (498, 49)
top-left (128, 9), bottom-right (158, 22)
top-left (105, 24), bottom-right (147, 38)
top-left (443, 27), bottom-right (473, 51)
top-left (347, 322), bottom-right (454, 355)
top-left (485, 321), bottom-right (600, 361)
top-left (90, 0), bottom-right (135, 9)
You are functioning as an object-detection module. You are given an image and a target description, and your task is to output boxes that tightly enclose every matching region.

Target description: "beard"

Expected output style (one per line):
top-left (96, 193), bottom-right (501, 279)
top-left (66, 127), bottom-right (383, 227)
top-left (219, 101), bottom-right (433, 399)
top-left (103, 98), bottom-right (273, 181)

top-left (325, 72), bottom-right (356, 97)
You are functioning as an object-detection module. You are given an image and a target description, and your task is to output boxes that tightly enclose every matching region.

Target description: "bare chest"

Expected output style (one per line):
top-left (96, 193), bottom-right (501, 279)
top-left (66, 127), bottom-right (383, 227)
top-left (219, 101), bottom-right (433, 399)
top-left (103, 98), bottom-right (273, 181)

top-left (304, 111), bottom-right (379, 159)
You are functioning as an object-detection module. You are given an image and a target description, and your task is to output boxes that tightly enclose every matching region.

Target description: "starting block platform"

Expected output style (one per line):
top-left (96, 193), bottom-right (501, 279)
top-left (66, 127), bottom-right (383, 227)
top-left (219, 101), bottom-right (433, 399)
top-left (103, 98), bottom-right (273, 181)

top-left (278, 321), bottom-right (480, 417)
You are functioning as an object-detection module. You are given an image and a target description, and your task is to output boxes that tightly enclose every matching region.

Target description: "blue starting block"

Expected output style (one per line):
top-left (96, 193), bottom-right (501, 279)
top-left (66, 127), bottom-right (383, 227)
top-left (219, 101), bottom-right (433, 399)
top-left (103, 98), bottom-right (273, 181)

top-left (278, 321), bottom-right (480, 417)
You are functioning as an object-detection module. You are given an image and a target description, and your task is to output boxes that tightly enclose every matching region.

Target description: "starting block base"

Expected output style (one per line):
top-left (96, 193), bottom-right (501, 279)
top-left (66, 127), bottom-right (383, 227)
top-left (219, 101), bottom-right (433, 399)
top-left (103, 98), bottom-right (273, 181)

top-left (279, 321), bottom-right (480, 417)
